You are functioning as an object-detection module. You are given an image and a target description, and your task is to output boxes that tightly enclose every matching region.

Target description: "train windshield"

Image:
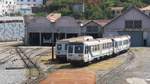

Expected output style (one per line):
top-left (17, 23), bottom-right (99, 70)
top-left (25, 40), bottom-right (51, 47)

top-left (75, 44), bottom-right (83, 53)
top-left (57, 44), bottom-right (62, 50)
top-left (68, 45), bottom-right (73, 53)
top-left (68, 44), bottom-right (84, 53)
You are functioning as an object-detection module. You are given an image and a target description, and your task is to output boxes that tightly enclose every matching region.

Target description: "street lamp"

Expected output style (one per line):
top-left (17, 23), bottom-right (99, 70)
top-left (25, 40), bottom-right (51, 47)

top-left (80, 23), bottom-right (84, 36)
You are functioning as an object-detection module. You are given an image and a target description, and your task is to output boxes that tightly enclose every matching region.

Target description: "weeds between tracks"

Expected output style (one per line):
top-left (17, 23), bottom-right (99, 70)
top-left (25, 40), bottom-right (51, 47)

top-left (16, 47), bottom-right (44, 84)
top-left (96, 50), bottom-right (135, 84)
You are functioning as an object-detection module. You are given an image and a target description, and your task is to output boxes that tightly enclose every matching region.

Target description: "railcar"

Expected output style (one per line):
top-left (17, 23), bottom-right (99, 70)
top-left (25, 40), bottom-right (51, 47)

top-left (96, 38), bottom-right (113, 57)
top-left (67, 38), bottom-right (113, 65)
top-left (112, 35), bottom-right (131, 54)
top-left (67, 35), bottom-right (131, 66)
top-left (55, 36), bottom-right (93, 61)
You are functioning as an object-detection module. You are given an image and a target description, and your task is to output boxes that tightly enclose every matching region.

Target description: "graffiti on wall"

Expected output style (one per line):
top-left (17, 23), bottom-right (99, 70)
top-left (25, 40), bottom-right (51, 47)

top-left (0, 21), bottom-right (25, 41)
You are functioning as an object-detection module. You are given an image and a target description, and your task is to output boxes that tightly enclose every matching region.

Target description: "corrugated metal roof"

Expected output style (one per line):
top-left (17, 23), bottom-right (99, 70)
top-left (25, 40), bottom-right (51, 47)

top-left (55, 16), bottom-right (80, 28)
top-left (26, 16), bottom-right (56, 33)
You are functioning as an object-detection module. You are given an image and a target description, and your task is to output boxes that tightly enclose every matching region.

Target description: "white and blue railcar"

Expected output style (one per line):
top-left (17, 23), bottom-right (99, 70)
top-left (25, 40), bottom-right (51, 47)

top-left (113, 35), bottom-right (131, 54)
top-left (67, 35), bottom-right (131, 65)
top-left (55, 36), bottom-right (93, 61)
top-left (96, 38), bottom-right (113, 57)
top-left (67, 38), bottom-right (113, 65)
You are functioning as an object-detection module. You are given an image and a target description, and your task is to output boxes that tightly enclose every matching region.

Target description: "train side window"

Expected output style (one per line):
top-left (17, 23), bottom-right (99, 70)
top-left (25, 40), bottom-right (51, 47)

top-left (96, 45), bottom-right (98, 51)
top-left (88, 46), bottom-right (91, 52)
top-left (103, 44), bottom-right (105, 49)
top-left (85, 46), bottom-right (88, 54)
top-left (123, 40), bottom-right (125, 44)
top-left (119, 41), bottom-right (121, 46)
top-left (64, 44), bottom-right (67, 50)
top-left (107, 43), bottom-right (108, 48)
top-left (68, 45), bottom-right (73, 53)
top-left (108, 43), bottom-right (110, 48)
top-left (98, 45), bottom-right (100, 50)
top-left (95, 45), bottom-right (97, 51)
top-left (92, 46), bottom-right (94, 51)
top-left (94, 45), bottom-right (96, 51)
top-left (116, 42), bottom-right (118, 47)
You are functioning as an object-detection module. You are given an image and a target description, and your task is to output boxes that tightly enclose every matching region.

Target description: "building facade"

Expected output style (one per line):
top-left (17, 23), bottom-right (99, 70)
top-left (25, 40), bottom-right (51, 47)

top-left (16, 0), bottom-right (43, 15)
top-left (0, 16), bottom-right (25, 41)
top-left (17, 0), bottom-right (43, 7)
top-left (24, 16), bottom-right (104, 46)
top-left (103, 7), bottom-right (150, 46)
top-left (0, 0), bottom-right (17, 16)
top-left (81, 20), bottom-right (103, 38)
top-left (110, 7), bottom-right (124, 17)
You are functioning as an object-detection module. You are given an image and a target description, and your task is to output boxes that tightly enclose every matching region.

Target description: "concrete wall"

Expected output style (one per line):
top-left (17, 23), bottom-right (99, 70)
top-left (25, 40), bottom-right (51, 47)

top-left (0, 16), bottom-right (25, 41)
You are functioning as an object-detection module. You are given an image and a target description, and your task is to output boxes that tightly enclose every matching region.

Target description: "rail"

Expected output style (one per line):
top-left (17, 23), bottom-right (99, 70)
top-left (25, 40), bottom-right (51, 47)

top-left (96, 49), bottom-right (135, 84)
top-left (15, 47), bottom-right (42, 84)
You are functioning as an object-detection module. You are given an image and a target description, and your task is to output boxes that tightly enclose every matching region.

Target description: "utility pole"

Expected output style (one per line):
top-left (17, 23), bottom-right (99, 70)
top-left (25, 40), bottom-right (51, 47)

top-left (51, 23), bottom-right (55, 61)
top-left (82, 0), bottom-right (85, 19)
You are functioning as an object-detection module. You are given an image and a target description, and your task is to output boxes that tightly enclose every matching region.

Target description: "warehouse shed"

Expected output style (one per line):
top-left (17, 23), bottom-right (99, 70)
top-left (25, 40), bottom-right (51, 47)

top-left (25, 16), bottom-right (82, 46)
top-left (103, 7), bottom-right (150, 46)
top-left (54, 16), bottom-right (81, 39)
top-left (80, 20), bottom-right (103, 38)
top-left (25, 16), bottom-right (55, 46)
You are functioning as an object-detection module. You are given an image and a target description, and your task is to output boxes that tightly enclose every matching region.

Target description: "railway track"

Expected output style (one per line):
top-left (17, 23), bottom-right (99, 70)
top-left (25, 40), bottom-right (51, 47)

top-left (0, 48), bottom-right (17, 64)
top-left (96, 50), bottom-right (135, 84)
top-left (15, 47), bottom-right (42, 84)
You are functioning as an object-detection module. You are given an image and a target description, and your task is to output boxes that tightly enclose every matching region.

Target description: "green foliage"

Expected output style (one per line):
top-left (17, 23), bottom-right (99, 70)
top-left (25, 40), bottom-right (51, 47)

top-left (45, 0), bottom-right (148, 19)
top-left (34, 12), bottom-right (46, 16)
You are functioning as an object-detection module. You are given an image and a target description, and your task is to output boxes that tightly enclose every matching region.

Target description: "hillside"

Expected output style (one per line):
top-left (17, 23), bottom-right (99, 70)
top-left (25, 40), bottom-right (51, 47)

top-left (43, 0), bottom-right (150, 19)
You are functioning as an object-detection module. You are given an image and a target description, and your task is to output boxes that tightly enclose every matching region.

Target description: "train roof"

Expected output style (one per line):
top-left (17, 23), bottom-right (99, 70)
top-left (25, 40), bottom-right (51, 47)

top-left (56, 36), bottom-right (93, 43)
top-left (69, 38), bottom-right (113, 46)
top-left (113, 35), bottom-right (130, 41)
top-left (96, 38), bottom-right (112, 43)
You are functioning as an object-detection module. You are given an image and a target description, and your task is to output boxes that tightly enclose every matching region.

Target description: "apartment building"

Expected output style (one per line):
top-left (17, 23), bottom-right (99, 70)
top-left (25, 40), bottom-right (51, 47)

top-left (16, 0), bottom-right (43, 15)
top-left (0, 0), bottom-right (17, 16)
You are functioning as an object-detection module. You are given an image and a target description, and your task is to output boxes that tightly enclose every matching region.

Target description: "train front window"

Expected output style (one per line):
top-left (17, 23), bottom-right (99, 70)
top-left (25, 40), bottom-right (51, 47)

top-left (75, 45), bottom-right (84, 53)
top-left (57, 44), bottom-right (62, 50)
top-left (68, 45), bottom-right (73, 53)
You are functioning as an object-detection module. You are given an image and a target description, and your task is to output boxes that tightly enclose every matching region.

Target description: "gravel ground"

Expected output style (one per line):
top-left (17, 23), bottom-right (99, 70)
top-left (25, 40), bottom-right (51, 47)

top-left (98, 47), bottom-right (150, 84)
top-left (0, 48), bottom-right (27, 84)
top-left (0, 42), bottom-right (51, 84)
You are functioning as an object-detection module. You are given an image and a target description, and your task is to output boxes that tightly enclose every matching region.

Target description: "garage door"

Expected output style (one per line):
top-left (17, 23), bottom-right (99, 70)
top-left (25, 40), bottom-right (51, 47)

top-left (29, 33), bottom-right (40, 46)
top-left (146, 32), bottom-right (150, 46)
top-left (118, 31), bottom-right (143, 46)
